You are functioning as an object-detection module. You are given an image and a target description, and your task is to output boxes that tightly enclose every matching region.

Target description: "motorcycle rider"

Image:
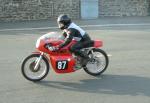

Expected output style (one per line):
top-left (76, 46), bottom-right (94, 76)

top-left (48, 14), bottom-right (93, 66)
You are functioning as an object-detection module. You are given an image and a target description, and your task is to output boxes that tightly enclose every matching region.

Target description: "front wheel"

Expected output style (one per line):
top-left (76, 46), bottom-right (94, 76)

top-left (21, 54), bottom-right (49, 82)
top-left (83, 48), bottom-right (109, 76)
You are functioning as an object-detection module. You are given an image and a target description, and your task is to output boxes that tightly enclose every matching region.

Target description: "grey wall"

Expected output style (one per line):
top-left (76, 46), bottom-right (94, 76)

top-left (0, 0), bottom-right (149, 22)
top-left (99, 0), bottom-right (150, 16)
top-left (0, 0), bottom-right (80, 21)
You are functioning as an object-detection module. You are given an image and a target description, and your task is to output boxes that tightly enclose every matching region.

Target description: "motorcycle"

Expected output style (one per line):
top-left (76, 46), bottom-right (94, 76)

top-left (21, 32), bottom-right (109, 82)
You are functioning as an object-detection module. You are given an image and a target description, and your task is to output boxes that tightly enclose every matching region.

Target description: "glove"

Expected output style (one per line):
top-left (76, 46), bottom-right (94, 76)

top-left (48, 46), bottom-right (59, 52)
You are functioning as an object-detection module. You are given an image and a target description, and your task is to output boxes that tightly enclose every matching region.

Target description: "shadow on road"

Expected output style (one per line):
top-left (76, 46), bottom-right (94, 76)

top-left (35, 74), bottom-right (150, 96)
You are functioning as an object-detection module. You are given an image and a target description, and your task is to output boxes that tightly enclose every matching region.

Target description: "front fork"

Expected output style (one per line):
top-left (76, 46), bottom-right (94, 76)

top-left (34, 52), bottom-right (44, 71)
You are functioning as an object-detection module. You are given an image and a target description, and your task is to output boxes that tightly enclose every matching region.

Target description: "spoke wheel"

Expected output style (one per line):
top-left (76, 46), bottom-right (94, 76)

top-left (21, 54), bottom-right (49, 82)
top-left (84, 48), bottom-right (109, 76)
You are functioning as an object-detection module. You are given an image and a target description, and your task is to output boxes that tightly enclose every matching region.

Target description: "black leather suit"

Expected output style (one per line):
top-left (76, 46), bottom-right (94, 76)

top-left (58, 22), bottom-right (93, 59)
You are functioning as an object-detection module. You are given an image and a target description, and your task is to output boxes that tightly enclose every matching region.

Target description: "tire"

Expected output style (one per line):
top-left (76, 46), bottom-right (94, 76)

top-left (21, 54), bottom-right (49, 82)
top-left (83, 48), bottom-right (109, 76)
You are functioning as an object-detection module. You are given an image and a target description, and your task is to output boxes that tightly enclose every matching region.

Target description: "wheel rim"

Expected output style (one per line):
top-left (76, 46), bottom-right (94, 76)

top-left (24, 57), bottom-right (47, 80)
top-left (86, 51), bottom-right (107, 74)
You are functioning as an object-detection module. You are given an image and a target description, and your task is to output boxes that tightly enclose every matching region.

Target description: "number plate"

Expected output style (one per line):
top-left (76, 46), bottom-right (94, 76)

top-left (56, 60), bottom-right (68, 70)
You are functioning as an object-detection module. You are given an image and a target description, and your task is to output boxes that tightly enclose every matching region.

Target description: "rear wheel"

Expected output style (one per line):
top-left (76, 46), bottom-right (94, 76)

top-left (21, 54), bottom-right (49, 82)
top-left (83, 48), bottom-right (109, 76)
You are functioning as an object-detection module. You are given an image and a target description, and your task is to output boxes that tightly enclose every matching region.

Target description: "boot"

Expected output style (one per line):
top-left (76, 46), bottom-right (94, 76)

top-left (75, 51), bottom-right (90, 66)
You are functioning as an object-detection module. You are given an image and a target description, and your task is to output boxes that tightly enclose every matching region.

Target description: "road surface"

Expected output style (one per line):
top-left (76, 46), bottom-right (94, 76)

top-left (0, 17), bottom-right (150, 103)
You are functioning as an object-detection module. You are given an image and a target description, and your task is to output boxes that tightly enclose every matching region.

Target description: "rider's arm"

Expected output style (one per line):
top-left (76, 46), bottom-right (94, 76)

top-left (58, 31), bottom-right (67, 40)
top-left (58, 29), bottom-right (74, 48)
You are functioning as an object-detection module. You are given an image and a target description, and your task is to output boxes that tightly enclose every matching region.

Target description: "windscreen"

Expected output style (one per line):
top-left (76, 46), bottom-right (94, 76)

top-left (42, 32), bottom-right (62, 40)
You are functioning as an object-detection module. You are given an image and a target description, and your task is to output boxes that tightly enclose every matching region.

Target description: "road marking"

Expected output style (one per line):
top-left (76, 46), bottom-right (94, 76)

top-left (81, 23), bottom-right (150, 27)
top-left (0, 23), bottom-right (150, 32)
top-left (0, 27), bottom-right (57, 32)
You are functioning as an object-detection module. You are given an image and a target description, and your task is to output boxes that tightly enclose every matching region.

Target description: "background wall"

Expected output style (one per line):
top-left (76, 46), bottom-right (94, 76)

top-left (0, 0), bottom-right (80, 21)
top-left (0, 0), bottom-right (149, 22)
top-left (99, 0), bottom-right (150, 16)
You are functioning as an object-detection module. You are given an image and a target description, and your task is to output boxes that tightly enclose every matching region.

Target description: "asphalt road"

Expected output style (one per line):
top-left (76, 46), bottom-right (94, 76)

top-left (0, 18), bottom-right (150, 103)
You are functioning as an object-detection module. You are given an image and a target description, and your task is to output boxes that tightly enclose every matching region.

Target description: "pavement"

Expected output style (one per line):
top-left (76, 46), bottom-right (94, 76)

top-left (0, 17), bottom-right (150, 103)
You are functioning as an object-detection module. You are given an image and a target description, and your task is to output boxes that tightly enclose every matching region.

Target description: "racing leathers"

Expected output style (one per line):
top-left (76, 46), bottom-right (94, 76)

top-left (58, 22), bottom-right (93, 60)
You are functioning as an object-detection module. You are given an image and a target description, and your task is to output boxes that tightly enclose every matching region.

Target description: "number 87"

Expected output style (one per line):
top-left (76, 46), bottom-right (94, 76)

top-left (57, 61), bottom-right (67, 70)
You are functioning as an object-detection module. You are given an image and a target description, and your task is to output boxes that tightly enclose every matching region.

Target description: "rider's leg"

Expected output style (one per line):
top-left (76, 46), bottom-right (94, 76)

top-left (70, 42), bottom-right (90, 66)
top-left (70, 42), bottom-right (89, 58)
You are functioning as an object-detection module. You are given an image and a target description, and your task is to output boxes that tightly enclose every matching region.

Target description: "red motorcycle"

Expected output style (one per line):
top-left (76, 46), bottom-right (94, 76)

top-left (21, 32), bottom-right (109, 82)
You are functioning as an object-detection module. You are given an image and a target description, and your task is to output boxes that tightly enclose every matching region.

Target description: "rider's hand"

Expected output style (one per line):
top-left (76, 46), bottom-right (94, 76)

top-left (48, 46), bottom-right (59, 52)
top-left (53, 46), bottom-right (59, 52)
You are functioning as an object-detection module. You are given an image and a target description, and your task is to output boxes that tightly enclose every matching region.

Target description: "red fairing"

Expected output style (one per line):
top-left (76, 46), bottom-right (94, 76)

top-left (36, 38), bottom-right (77, 73)
top-left (94, 40), bottom-right (103, 48)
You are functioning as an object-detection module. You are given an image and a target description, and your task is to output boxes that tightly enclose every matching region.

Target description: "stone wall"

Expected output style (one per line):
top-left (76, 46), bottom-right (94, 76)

top-left (99, 0), bottom-right (150, 16)
top-left (0, 0), bottom-right (80, 21)
top-left (0, 0), bottom-right (149, 21)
